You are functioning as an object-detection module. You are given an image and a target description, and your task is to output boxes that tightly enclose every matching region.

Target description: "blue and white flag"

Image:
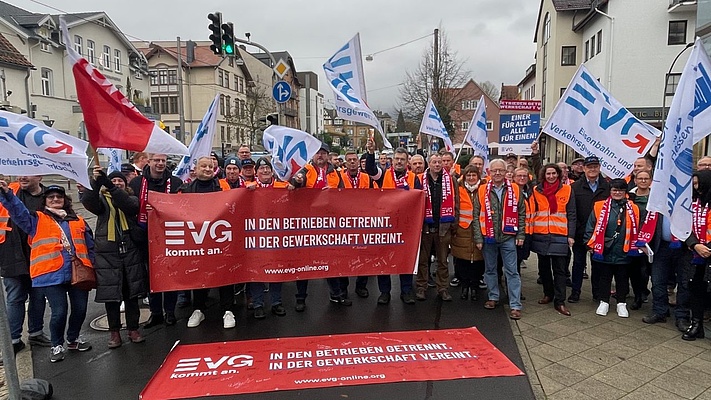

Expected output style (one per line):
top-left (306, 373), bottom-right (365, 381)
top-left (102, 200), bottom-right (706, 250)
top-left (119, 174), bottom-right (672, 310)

top-left (648, 38), bottom-right (711, 240)
top-left (323, 34), bottom-right (391, 149)
top-left (542, 64), bottom-right (660, 179)
top-left (0, 110), bottom-right (91, 187)
top-left (262, 125), bottom-right (322, 181)
top-left (98, 148), bottom-right (122, 174)
top-left (419, 98), bottom-right (454, 152)
top-left (173, 94), bottom-right (220, 181)
top-left (463, 95), bottom-right (489, 170)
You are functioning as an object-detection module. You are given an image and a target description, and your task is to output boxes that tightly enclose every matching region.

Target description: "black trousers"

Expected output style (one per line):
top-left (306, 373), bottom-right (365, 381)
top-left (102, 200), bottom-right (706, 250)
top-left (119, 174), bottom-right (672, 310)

top-left (453, 257), bottom-right (484, 289)
top-left (689, 263), bottom-right (709, 320)
top-left (594, 261), bottom-right (629, 304)
top-left (628, 256), bottom-right (651, 300)
top-left (192, 285), bottom-right (235, 313)
top-left (538, 254), bottom-right (568, 306)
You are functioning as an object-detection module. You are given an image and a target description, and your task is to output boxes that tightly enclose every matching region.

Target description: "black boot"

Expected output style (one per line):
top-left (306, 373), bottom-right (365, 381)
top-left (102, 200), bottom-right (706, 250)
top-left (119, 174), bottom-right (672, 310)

top-left (460, 286), bottom-right (469, 300)
top-left (629, 296), bottom-right (643, 310)
top-left (470, 288), bottom-right (478, 301)
top-left (682, 319), bottom-right (705, 341)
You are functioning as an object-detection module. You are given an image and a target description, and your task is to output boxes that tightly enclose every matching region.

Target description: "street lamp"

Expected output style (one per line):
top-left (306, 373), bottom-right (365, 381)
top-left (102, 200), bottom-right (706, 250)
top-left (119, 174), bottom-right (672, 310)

top-left (662, 42), bottom-right (694, 126)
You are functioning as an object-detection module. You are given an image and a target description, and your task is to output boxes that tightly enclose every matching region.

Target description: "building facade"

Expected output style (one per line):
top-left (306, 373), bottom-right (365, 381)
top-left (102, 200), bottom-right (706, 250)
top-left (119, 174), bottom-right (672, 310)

top-left (296, 71), bottom-right (324, 135)
top-left (0, 2), bottom-right (151, 136)
top-left (448, 79), bottom-right (500, 155)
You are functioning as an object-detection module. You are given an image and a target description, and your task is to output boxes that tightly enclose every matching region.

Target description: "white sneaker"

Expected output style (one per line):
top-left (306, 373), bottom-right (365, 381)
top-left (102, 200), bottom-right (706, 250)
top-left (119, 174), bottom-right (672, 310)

top-left (617, 303), bottom-right (629, 318)
top-left (142, 297), bottom-right (150, 306)
top-left (596, 301), bottom-right (609, 316)
top-left (119, 301), bottom-right (125, 312)
top-left (223, 311), bottom-right (236, 329)
top-left (187, 310), bottom-right (205, 328)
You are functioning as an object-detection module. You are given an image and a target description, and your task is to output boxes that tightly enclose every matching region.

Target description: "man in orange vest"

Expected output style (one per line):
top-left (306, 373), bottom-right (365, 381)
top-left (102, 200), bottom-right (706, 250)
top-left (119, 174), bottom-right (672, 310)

top-left (291, 143), bottom-right (350, 311)
top-left (473, 159), bottom-right (526, 320)
top-left (0, 176), bottom-right (50, 353)
top-left (220, 157), bottom-right (245, 189)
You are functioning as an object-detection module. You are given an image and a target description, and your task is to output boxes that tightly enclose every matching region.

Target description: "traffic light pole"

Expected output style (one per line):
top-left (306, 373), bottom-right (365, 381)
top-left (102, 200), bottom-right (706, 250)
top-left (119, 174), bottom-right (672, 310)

top-left (176, 36), bottom-right (186, 143)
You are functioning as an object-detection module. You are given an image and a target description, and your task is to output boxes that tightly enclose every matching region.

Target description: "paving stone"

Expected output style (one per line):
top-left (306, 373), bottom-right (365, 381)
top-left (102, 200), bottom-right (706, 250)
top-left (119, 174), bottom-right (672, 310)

top-left (538, 374), bottom-right (566, 395)
top-left (547, 387), bottom-right (595, 400)
top-left (546, 336), bottom-right (591, 354)
top-left (557, 354), bottom-right (607, 376)
top-left (629, 346), bottom-right (692, 372)
top-left (517, 320), bottom-right (535, 333)
top-left (522, 335), bottom-right (545, 349)
top-left (592, 369), bottom-right (646, 393)
top-left (595, 339), bottom-right (641, 360)
top-left (529, 353), bottom-right (553, 370)
top-left (571, 377), bottom-right (626, 400)
top-left (578, 347), bottom-right (625, 367)
top-left (606, 335), bottom-right (650, 353)
top-left (695, 388), bottom-right (711, 400)
top-left (538, 362), bottom-right (588, 386)
top-left (620, 383), bottom-right (687, 400)
top-left (539, 321), bottom-right (586, 336)
top-left (660, 337), bottom-right (707, 356)
top-left (596, 320), bottom-right (638, 335)
top-left (603, 360), bottom-right (662, 384)
top-left (523, 327), bottom-right (565, 343)
top-left (567, 330), bottom-right (607, 347)
top-left (681, 355), bottom-right (711, 373)
top-left (529, 383), bottom-right (547, 400)
top-left (526, 309), bottom-right (568, 325)
top-left (528, 343), bottom-right (571, 363)
top-left (653, 365), bottom-right (711, 398)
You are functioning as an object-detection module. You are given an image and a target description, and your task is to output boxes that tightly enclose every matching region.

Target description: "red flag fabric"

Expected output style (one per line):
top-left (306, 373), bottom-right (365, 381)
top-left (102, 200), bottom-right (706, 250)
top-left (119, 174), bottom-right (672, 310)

top-left (60, 18), bottom-right (188, 155)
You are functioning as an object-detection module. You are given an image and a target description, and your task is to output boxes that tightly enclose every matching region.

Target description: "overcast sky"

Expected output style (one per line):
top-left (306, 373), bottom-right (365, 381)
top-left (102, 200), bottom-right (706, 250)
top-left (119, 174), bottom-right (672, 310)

top-left (14, 0), bottom-right (539, 115)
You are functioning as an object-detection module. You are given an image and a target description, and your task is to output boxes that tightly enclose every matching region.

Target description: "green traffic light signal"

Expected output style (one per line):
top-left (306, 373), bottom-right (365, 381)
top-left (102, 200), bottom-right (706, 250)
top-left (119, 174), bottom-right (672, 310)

top-left (221, 22), bottom-right (236, 57)
top-left (223, 43), bottom-right (234, 55)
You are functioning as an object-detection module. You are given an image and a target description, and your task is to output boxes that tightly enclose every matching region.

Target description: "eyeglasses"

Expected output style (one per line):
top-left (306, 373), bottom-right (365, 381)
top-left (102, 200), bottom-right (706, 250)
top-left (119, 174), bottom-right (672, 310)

top-left (490, 169), bottom-right (506, 174)
top-left (46, 194), bottom-right (64, 200)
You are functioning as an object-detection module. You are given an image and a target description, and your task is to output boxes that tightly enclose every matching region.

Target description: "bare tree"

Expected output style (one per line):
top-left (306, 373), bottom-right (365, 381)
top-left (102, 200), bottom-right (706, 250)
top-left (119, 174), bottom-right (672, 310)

top-left (398, 28), bottom-right (470, 137)
top-left (479, 80), bottom-right (500, 101)
top-left (226, 76), bottom-right (273, 148)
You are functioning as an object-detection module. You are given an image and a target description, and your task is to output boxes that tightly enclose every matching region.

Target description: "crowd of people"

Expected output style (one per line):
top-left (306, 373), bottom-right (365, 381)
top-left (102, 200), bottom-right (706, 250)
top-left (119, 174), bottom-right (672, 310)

top-left (2, 139), bottom-right (711, 365)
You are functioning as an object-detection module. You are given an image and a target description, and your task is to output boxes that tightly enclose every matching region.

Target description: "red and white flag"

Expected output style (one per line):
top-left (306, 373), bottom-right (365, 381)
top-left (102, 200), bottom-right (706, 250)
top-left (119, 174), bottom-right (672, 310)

top-left (60, 18), bottom-right (188, 155)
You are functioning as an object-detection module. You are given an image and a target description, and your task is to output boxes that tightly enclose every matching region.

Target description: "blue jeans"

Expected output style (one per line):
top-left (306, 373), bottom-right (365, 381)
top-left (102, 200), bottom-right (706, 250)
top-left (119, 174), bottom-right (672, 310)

top-left (3, 275), bottom-right (46, 342)
top-left (483, 239), bottom-right (522, 310)
top-left (250, 282), bottom-right (283, 308)
top-left (650, 243), bottom-right (690, 320)
top-left (40, 284), bottom-right (89, 347)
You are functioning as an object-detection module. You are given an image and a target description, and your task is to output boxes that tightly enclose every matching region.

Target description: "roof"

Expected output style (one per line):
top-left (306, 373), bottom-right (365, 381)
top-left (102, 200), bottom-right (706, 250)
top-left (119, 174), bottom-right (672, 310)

top-left (143, 42), bottom-right (252, 81)
top-left (0, 1), bottom-right (46, 38)
top-left (0, 32), bottom-right (32, 68)
top-left (517, 64), bottom-right (536, 87)
top-left (500, 85), bottom-right (519, 101)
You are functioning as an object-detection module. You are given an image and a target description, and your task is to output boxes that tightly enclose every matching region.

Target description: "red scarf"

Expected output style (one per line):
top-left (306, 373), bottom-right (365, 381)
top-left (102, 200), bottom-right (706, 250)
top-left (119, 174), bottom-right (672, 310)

top-left (313, 165), bottom-right (327, 189)
top-left (591, 198), bottom-right (639, 261)
top-left (348, 171), bottom-right (361, 188)
top-left (692, 200), bottom-right (709, 264)
top-left (256, 179), bottom-right (275, 188)
top-left (390, 168), bottom-right (410, 190)
top-left (542, 180), bottom-right (559, 214)
top-left (635, 212), bottom-right (681, 249)
top-left (138, 176), bottom-right (171, 229)
top-left (483, 179), bottom-right (518, 243)
top-left (422, 169), bottom-right (455, 224)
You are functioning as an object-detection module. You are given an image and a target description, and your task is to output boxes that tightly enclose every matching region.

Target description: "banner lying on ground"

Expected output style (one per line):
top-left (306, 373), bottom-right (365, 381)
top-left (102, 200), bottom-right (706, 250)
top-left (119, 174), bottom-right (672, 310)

top-left (140, 327), bottom-right (524, 399)
top-left (147, 188), bottom-right (424, 291)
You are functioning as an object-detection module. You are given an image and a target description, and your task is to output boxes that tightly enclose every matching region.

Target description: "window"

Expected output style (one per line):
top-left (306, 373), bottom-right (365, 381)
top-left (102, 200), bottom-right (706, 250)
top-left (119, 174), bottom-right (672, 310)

top-left (168, 70), bottom-right (177, 85)
top-left (665, 73), bottom-right (682, 96)
top-left (224, 72), bottom-right (230, 89)
top-left (542, 13), bottom-right (551, 44)
top-left (461, 99), bottom-right (478, 110)
top-left (168, 97), bottom-right (178, 114)
top-left (39, 27), bottom-right (50, 52)
top-left (585, 40), bottom-right (589, 62)
top-left (74, 35), bottom-right (83, 55)
top-left (218, 70), bottom-right (224, 87)
top-left (486, 121), bottom-right (493, 131)
top-left (560, 87), bottom-right (567, 98)
top-left (561, 46), bottom-right (576, 66)
top-left (225, 96), bottom-right (231, 116)
top-left (590, 35), bottom-right (596, 59)
top-left (461, 121), bottom-right (470, 131)
top-left (234, 75), bottom-right (239, 91)
top-left (227, 126), bottom-right (231, 141)
top-left (228, 57), bottom-right (234, 67)
top-left (238, 77), bottom-right (244, 93)
top-left (159, 70), bottom-right (168, 85)
top-left (221, 126), bottom-right (225, 142)
top-left (596, 30), bottom-right (602, 54)
top-left (159, 97), bottom-right (169, 114)
top-left (102, 45), bottom-right (111, 68)
top-left (40, 68), bottom-right (53, 96)
top-left (114, 49), bottom-right (121, 72)
top-left (220, 95), bottom-right (225, 115)
top-left (668, 21), bottom-right (687, 45)
top-left (151, 97), bottom-right (159, 109)
top-left (87, 40), bottom-right (95, 64)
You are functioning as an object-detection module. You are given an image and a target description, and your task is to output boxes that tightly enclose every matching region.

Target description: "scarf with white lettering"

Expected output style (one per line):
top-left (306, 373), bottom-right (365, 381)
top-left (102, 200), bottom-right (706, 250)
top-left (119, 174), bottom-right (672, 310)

top-left (635, 212), bottom-right (681, 249)
top-left (590, 198), bottom-right (639, 261)
top-left (692, 200), bottom-right (709, 264)
top-left (390, 168), bottom-right (410, 190)
top-left (138, 176), bottom-right (170, 229)
top-left (483, 179), bottom-right (518, 243)
top-left (422, 169), bottom-right (455, 225)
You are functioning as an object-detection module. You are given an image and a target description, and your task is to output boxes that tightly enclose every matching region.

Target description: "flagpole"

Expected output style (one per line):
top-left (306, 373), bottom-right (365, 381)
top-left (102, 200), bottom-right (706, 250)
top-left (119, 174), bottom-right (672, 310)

top-left (453, 142), bottom-right (464, 164)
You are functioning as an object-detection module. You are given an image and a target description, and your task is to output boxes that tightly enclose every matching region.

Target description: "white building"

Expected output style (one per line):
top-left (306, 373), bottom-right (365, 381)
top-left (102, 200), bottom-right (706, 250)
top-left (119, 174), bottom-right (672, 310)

top-left (0, 1), bottom-right (151, 136)
top-left (297, 71), bottom-right (324, 135)
top-left (534, 0), bottom-right (698, 162)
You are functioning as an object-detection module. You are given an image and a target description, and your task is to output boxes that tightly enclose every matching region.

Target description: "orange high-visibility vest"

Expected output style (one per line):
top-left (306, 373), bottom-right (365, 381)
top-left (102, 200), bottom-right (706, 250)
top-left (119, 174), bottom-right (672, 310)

top-left (378, 170), bottom-right (417, 189)
top-left (218, 179), bottom-right (231, 191)
top-left (0, 182), bottom-right (20, 244)
top-left (301, 164), bottom-right (340, 188)
top-left (477, 182), bottom-right (521, 237)
top-left (524, 193), bottom-right (535, 235)
top-left (30, 213), bottom-right (91, 279)
top-left (338, 170), bottom-right (371, 189)
top-left (458, 186), bottom-right (474, 228)
top-left (529, 184), bottom-right (572, 236)
top-left (587, 200), bottom-right (639, 253)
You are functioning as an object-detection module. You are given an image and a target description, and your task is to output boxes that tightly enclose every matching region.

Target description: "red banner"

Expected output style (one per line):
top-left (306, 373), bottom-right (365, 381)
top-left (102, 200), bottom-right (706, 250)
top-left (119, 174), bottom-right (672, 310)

top-left (140, 328), bottom-right (524, 399)
top-left (147, 189), bottom-right (424, 292)
top-left (499, 99), bottom-right (542, 112)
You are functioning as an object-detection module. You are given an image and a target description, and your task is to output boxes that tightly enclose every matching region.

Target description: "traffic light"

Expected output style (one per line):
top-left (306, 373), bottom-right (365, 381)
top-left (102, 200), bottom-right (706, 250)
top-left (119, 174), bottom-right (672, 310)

top-left (221, 22), bottom-right (236, 56)
top-left (266, 113), bottom-right (279, 126)
top-left (207, 12), bottom-right (223, 55)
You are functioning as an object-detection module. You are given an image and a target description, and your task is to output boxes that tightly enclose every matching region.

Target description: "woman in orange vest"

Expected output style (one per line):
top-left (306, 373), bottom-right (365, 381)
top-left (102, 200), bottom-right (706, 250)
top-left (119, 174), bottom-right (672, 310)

top-left (450, 165), bottom-right (484, 300)
top-left (529, 164), bottom-right (576, 316)
top-left (0, 180), bottom-right (95, 363)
